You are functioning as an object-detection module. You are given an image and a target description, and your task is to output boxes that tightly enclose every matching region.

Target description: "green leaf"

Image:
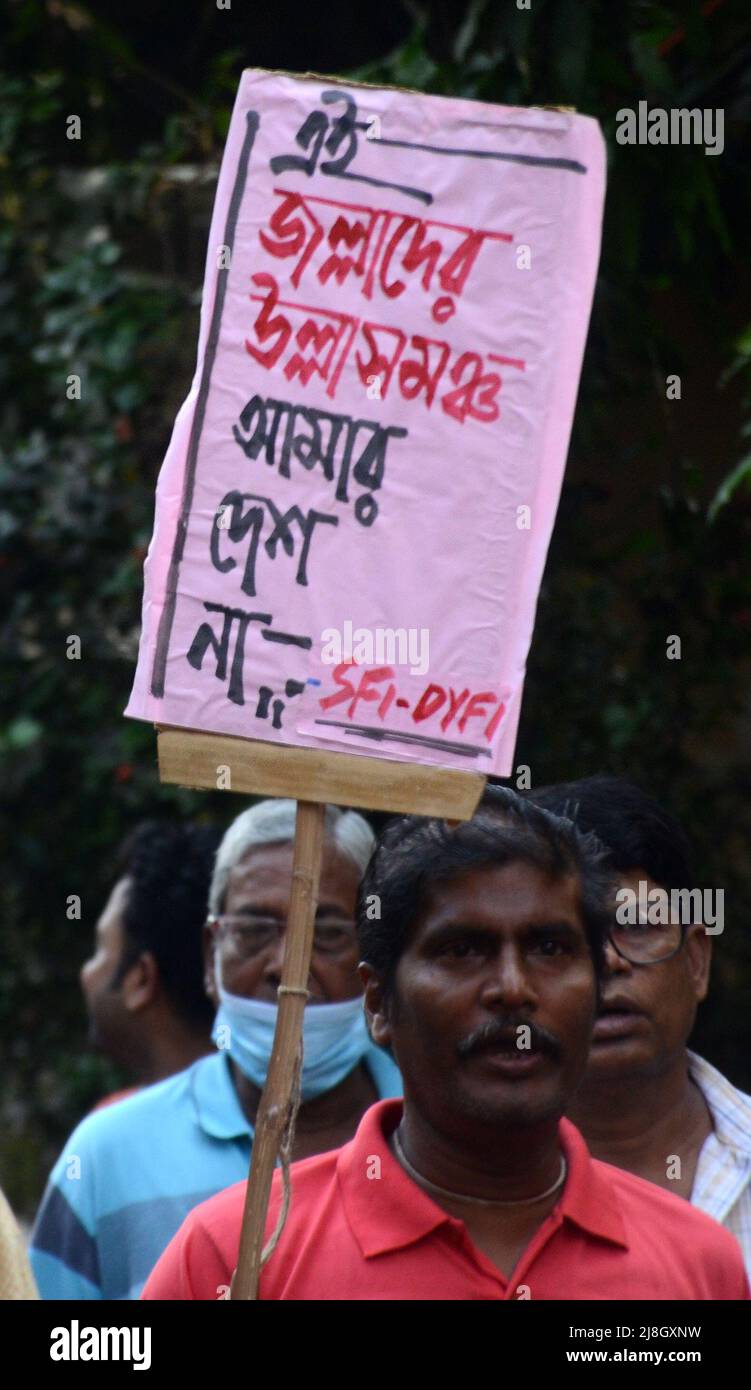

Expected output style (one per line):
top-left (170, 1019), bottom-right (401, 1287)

top-left (708, 455), bottom-right (751, 523)
top-left (453, 0), bottom-right (490, 64)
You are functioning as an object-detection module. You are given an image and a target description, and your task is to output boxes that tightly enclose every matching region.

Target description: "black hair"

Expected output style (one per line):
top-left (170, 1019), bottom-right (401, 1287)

top-left (523, 775), bottom-right (695, 892)
top-left (357, 788), bottom-right (614, 1000)
top-left (112, 821), bottom-right (221, 1030)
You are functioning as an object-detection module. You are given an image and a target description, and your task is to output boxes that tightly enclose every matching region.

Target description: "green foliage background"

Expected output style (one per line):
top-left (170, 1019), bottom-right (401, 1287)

top-left (2, 0), bottom-right (750, 1214)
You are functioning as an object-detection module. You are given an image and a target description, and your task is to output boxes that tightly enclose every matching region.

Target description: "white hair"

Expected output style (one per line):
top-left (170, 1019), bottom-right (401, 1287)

top-left (208, 798), bottom-right (376, 916)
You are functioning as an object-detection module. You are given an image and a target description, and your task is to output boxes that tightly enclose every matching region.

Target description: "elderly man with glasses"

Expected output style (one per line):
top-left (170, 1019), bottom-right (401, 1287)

top-left (525, 776), bottom-right (751, 1276)
top-left (203, 799), bottom-right (401, 1159)
top-left (30, 799), bottom-right (400, 1301)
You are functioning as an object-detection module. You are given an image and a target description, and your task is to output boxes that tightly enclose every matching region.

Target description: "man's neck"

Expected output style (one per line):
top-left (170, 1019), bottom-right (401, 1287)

top-left (398, 1103), bottom-right (564, 1202)
top-left (133, 1029), bottom-right (211, 1087)
top-left (392, 1103), bottom-right (567, 1283)
top-left (567, 1051), bottom-right (713, 1195)
top-left (231, 1058), bottom-right (378, 1152)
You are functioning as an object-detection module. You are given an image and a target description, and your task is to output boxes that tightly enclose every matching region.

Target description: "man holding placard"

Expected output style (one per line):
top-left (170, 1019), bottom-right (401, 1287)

top-left (127, 70), bottom-right (612, 1295)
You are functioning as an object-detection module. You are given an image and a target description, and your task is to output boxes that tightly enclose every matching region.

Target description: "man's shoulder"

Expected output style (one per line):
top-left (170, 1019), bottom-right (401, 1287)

top-left (688, 1050), bottom-right (751, 1139)
top-left (270, 1145), bottom-right (343, 1214)
top-left (183, 1178), bottom-right (249, 1240)
top-left (687, 1048), bottom-right (751, 1099)
top-left (179, 1134), bottom-right (347, 1277)
top-left (56, 1056), bottom-right (214, 1160)
top-left (595, 1154), bottom-right (744, 1257)
top-left (193, 1143), bottom-right (342, 1235)
top-left (264, 1103), bottom-right (397, 1217)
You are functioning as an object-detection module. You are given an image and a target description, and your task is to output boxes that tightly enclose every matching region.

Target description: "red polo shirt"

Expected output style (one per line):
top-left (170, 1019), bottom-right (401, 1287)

top-left (142, 1100), bottom-right (749, 1301)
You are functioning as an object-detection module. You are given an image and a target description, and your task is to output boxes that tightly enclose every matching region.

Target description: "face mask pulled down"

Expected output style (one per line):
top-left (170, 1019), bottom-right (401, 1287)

top-left (212, 959), bottom-right (371, 1101)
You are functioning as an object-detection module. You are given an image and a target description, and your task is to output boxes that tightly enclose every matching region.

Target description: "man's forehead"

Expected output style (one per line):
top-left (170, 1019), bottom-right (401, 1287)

top-left (227, 838), bottom-right (358, 890)
top-left (415, 860), bottom-right (585, 930)
top-left (229, 840), bottom-right (293, 877)
top-left (618, 866), bottom-right (662, 893)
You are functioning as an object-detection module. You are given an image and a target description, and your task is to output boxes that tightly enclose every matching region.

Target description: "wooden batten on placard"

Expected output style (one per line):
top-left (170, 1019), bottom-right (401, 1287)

top-left (156, 725), bottom-right (485, 820)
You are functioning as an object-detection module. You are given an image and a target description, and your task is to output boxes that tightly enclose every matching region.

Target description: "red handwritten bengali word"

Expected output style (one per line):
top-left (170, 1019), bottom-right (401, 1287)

top-left (245, 273), bottom-right (525, 426)
top-left (259, 188), bottom-right (514, 324)
top-left (319, 663), bottom-right (506, 745)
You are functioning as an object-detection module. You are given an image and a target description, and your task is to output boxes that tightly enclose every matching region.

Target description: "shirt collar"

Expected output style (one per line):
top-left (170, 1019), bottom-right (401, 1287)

top-left (189, 1045), bottom-right (399, 1143)
top-left (191, 1051), bottom-right (254, 1141)
top-left (337, 1100), bottom-right (453, 1257)
top-left (556, 1117), bottom-right (629, 1249)
top-left (188, 1041), bottom-right (400, 1145)
top-left (687, 1049), bottom-right (751, 1158)
top-left (363, 1042), bottom-right (403, 1098)
top-left (337, 1101), bottom-right (629, 1259)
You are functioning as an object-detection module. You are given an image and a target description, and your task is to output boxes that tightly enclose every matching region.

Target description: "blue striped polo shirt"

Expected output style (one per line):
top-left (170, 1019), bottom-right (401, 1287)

top-left (30, 1045), bottom-right (402, 1300)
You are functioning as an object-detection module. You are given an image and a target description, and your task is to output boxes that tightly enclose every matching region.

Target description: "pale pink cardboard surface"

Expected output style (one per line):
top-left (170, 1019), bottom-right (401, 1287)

top-left (126, 70), bottom-right (605, 774)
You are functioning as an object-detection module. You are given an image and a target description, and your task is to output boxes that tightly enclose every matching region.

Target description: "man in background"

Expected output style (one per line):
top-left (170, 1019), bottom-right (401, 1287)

top-left (526, 774), bottom-right (751, 1275)
top-left (31, 799), bottom-right (400, 1299)
top-left (83, 820), bottom-right (219, 1106)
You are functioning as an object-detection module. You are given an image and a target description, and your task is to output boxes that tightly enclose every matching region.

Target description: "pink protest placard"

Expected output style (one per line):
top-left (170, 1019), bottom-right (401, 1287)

top-left (126, 70), bottom-right (605, 775)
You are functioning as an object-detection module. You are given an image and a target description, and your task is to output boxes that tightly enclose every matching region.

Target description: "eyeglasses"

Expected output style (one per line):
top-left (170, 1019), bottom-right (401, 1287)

top-left (208, 914), bottom-right (357, 959)
top-left (608, 918), bottom-right (686, 966)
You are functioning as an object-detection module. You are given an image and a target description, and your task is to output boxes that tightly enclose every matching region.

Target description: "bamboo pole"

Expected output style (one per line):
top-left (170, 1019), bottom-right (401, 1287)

top-left (231, 798), bottom-right (326, 1300)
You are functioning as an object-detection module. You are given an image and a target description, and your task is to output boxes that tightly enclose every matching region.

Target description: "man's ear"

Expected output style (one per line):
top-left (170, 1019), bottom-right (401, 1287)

top-left (121, 951), bottom-right (159, 1013)
top-left (684, 923), bottom-right (712, 1003)
top-left (358, 962), bottom-right (392, 1049)
top-left (203, 923), bottom-right (219, 1007)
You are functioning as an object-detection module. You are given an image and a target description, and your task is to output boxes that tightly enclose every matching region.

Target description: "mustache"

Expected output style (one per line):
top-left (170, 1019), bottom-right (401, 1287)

top-left (456, 1017), bottom-right (562, 1061)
